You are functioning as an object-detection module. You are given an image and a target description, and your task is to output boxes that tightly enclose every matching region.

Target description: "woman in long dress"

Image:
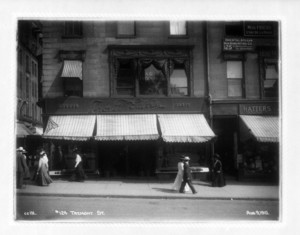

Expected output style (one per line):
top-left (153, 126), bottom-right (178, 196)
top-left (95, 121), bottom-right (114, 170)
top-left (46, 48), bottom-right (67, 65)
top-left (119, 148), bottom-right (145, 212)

top-left (36, 150), bottom-right (53, 186)
top-left (211, 154), bottom-right (226, 187)
top-left (172, 157), bottom-right (190, 192)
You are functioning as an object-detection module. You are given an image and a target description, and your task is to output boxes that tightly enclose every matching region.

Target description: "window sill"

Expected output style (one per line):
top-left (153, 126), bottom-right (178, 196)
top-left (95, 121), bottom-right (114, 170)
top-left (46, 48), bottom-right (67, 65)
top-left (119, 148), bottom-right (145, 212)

top-left (168, 35), bottom-right (189, 39)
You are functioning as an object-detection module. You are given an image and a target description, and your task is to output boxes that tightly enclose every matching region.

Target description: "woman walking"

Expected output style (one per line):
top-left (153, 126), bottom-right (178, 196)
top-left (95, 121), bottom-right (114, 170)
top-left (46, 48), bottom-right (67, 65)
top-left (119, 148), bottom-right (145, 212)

top-left (36, 150), bottom-right (53, 186)
top-left (172, 155), bottom-right (190, 192)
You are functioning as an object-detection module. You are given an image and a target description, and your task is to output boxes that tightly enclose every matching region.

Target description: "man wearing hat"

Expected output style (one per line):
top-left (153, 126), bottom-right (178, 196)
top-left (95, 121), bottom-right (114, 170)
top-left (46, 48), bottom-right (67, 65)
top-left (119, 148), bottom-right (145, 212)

top-left (179, 156), bottom-right (197, 194)
top-left (16, 147), bottom-right (30, 189)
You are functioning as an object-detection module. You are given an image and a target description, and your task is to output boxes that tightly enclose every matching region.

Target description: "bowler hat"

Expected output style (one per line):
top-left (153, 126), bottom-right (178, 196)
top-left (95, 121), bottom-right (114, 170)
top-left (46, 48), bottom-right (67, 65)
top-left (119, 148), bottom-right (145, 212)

top-left (16, 147), bottom-right (27, 153)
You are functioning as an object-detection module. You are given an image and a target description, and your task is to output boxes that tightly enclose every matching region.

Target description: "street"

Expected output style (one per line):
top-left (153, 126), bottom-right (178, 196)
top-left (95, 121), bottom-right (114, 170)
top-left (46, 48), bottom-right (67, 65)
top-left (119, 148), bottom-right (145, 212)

top-left (16, 195), bottom-right (279, 221)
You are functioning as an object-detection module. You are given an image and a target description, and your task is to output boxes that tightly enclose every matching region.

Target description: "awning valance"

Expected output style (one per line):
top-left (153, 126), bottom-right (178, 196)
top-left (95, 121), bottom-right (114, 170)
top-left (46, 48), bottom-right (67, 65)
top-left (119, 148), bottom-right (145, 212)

top-left (240, 115), bottom-right (279, 143)
top-left (95, 114), bottom-right (159, 141)
top-left (43, 115), bottom-right (95, 141)
top-left (61, 60), bottom-right (82, 80)
top-left (157, 114), bottom-right (215, 143)
top-left (16, 122), bottom-right (33, 137)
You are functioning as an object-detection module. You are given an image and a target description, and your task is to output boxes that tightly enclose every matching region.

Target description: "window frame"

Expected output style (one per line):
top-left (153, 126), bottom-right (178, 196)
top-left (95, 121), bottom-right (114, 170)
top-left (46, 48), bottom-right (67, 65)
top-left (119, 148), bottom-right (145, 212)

top-left (226, 60), bottom-right (245, 98)
top-left (63, 21), bottom-right (83, 38)
top-left (116, 21), bottom-right (136, 38)
top-left (110, 47), bottom-right (192, 98)
top-left (169, 21), bottom-right (189, 38)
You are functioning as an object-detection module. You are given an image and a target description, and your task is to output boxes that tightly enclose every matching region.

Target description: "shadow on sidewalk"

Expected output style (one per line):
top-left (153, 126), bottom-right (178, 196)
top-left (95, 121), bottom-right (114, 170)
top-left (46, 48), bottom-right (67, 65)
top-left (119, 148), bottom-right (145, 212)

top-left (151, 188), bottom-right (178, 194)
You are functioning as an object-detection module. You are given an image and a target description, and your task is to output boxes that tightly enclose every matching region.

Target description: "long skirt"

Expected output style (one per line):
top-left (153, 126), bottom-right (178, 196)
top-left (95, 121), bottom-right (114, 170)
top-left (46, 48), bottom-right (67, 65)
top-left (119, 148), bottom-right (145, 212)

top-left (212, 172), bottom-right (226, 187)
top-left (36, 165), bottom-right (53, 186)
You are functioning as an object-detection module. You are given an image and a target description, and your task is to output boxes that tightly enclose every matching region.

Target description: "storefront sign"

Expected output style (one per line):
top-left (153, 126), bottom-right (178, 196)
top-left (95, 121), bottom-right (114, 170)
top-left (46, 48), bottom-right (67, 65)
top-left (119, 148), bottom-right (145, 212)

top-left (45, 97), bottom-right (208, 115)
top-left (244, 22), bottom-right (276, 37)
top-left (239, 104), bottom-right (278, 115)
top-left (223, 38), bottom-right (254, 52)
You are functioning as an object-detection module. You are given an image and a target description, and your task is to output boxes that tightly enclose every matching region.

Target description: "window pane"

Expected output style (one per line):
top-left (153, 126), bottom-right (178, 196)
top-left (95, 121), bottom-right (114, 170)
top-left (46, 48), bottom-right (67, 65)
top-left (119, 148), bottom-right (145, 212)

top-left (265, 64), bottom-right (278, 79)
top-left (170, 21), bottom-right (187, 35)
top-left (170, 68), bottom-right (188, 96)
top-left (228, 79), bottom-right (242, 97)
top-left (64, 78), bottom-right (83, 97)
top-left (117, 21), bottom-right (135, 36)
top-left (227, 61), bottom-right (243, 79)
top-left (140, 64), bottom-right (167, 95)
top-left (116, 59), bottom-right (134, 96)
top-left (264, 79), bottom-right (278, 97)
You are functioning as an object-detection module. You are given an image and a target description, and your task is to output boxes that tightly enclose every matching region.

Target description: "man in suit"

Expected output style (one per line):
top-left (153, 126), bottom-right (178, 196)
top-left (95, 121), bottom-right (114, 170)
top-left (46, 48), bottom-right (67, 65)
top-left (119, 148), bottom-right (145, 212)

top-left (179, 156), bottom-right (197, 194)
top-left (16, 147), bottom-right (29, 189)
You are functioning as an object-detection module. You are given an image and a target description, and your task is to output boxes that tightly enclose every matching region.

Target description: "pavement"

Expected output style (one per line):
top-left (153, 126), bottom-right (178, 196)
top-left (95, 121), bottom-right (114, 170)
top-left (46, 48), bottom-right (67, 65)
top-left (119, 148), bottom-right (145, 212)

top-left (16, 176), bottom-right (280, 201)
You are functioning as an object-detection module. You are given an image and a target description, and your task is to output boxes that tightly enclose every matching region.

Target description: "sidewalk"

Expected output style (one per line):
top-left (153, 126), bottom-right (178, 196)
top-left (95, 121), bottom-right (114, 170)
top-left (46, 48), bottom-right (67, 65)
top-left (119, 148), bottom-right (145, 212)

top-left (16, 177), bottom-right (280, 200)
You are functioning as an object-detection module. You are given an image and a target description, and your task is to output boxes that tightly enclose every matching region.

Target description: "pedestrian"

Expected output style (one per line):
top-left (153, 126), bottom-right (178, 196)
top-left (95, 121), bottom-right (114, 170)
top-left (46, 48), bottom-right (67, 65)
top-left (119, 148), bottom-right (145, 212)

top-left (16, 147), bottom-right (30, 189)
top-left (211, 154), bottom-right (226, 187)
top-left (71, 147), bottom-right (86, 182)
top-left (172, 155), bottom-right (190, 192)
top-left (36, 150), bottom-right (53, 186)
top-left (179, 156), bottom-right (197, 194)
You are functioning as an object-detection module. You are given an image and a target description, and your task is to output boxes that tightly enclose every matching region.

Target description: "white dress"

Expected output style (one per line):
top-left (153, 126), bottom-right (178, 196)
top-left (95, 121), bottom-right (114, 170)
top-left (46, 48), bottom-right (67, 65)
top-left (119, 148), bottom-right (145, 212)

top-left (172, 162), bottom-right (190, 192)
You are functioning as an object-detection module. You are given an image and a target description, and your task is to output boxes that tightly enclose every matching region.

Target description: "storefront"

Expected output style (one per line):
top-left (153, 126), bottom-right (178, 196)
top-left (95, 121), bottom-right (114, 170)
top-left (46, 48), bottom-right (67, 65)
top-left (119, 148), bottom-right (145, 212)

top-left (212, 101), bottom-right (279, 182)
top-left (42, 97), bottom-right (215, 178)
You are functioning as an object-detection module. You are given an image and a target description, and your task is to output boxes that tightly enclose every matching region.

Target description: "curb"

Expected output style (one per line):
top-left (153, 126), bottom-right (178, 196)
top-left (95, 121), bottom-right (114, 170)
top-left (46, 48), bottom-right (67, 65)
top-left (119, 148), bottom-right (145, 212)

top-left (17, 192), bottom-right (279, 201)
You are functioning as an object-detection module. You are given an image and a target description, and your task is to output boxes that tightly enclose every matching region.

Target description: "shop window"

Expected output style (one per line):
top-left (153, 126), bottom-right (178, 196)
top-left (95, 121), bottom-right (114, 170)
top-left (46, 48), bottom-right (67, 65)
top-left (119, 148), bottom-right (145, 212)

top-left (117, 21), bottom-right (135, 37)
top-left (116, 59), bottom-right (135, 96)
top-left (227, 61), bottom-right (244, 97)
top-left (140, 63), bottom-right (167, 96)
top-left (170, 21), bottom-right (187, 36)
top-left (64, 21), bottom-right (83, 37)
top-left (170, 61), bottom-right (188, 96)
top-left (263, 59), bottom-right (278, 98)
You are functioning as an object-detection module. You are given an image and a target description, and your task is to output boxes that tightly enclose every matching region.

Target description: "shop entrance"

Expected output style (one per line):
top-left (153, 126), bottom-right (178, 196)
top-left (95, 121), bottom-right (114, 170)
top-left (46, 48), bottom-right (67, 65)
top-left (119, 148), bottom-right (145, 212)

top-left (97, 142), bottom-right (157, 178)
top-left (213, 117), bottom-right (238, 176)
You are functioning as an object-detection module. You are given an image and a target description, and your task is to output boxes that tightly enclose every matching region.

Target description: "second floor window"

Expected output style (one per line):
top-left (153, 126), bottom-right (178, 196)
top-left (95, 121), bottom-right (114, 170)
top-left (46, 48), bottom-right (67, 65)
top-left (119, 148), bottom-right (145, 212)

top-left (263, 59), bottom-right (278, 98)
top-left (111, 47), bottom-right (191, 97)
top-left (227, 60), bottom-right (244, 97)
top-left (61, 60), bottom-right (83, 97)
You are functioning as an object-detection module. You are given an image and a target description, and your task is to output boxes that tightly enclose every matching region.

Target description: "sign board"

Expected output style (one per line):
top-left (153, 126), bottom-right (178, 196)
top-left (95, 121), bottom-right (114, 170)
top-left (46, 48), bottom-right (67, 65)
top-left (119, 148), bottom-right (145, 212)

top-left (45, 97), bottom-right (208, 115)
top-left (239, 103), bottom-right (278, 115)
top-left (244, 22), bottom-right (276, 37)
top-left (223, 38), bottom-right (254, 52)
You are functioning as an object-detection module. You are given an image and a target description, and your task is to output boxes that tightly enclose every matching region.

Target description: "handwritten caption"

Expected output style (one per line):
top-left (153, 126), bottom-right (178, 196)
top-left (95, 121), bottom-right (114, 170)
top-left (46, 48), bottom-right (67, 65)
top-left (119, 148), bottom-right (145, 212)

top-left (54, 210), bottom-right (105, 216)
top-left (246, 210), bottom-right (270, 216)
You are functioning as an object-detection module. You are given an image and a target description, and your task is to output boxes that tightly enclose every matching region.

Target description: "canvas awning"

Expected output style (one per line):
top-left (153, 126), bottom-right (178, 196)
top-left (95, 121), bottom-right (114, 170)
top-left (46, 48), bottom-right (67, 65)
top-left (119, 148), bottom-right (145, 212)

top-left (16, 122), bottom-right (33, 137)
top-left (61, 60), bottom-right (82, 80)
top-left (240, 115), bottom-right (279, 143)
top-left (43, 115), bottom-right (95, 141)
top-left (95, 114), bottom-right (159, 141)
top-left (157, 114), bottom-right (215, 143)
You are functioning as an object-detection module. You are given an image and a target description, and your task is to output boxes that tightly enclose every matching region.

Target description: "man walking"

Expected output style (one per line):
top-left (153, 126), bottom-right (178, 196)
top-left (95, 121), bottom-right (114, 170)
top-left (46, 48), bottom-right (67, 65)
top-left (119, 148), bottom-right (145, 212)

top-left (179, 156), bottom-right (197, 194)
top-left (16, 147), bottom-right (30, 189)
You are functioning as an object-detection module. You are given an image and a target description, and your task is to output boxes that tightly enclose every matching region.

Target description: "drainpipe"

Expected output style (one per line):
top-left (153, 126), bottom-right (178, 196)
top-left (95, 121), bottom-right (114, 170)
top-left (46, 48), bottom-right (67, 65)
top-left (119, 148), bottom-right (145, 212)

top-left (204, 21), bottom-right (215, 158)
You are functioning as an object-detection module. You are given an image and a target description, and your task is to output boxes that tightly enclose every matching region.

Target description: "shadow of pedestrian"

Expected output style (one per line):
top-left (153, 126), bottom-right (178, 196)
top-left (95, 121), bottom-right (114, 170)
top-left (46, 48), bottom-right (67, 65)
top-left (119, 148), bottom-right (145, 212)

top-left (152, 188), bottom-right (178, 194)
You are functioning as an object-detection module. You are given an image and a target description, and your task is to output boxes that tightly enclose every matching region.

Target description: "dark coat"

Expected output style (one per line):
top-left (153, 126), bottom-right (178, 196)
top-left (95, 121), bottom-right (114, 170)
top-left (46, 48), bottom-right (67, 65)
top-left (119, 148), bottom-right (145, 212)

top-left (183, 161), bottom-right (193, 180)
top-left (17, 152), bottom-right (28, 173)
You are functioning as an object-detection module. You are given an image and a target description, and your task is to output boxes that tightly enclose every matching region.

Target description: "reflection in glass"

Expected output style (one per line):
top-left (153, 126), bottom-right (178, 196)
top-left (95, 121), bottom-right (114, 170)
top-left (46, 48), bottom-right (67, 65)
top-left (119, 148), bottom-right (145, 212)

top-left (170, 68), bottom-right (188, 96)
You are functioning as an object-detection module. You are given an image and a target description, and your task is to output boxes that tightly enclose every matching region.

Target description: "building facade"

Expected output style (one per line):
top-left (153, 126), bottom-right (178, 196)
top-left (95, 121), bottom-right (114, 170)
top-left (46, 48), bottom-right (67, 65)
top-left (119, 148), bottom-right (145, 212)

top-left (207, 21), bottom-right (279, 181)
top-left (17, 21), bottom-right (43, 155)
top-left (35, 20), bottom-right (279, 180)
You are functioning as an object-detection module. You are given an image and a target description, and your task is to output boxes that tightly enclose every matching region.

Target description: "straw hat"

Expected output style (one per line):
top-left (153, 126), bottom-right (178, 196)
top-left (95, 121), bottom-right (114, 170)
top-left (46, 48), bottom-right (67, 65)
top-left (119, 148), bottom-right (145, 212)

top-left (183, 156), bottom-right (190, 161)
top-left (16, 147), bottom-right (27, 153)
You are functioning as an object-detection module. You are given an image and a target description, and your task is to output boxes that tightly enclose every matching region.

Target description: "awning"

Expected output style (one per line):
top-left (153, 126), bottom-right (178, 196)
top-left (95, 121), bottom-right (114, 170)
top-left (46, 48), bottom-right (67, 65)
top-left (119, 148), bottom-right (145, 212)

top-left (16, 122), bottom-right (33, 137)
top-left (43, 115), bottom-right (95, 141)
top-left (61, 60), bottom-right (82, 80)
top-left (157, 114), bottom-right (215, 143)
top-left (240, 115), bottom-right (279, 143)
top-left (95, 115), bottom-right (159, 141)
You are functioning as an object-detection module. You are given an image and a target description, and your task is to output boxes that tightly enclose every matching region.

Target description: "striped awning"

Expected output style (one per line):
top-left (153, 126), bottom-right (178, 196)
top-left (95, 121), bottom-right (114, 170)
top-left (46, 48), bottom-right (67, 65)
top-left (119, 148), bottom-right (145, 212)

top-left (16, 122), bottom-right (33, 137)
top-left (43, 115), bottom-right (95, 141)
top-left (95, 115), bottom-right (159, 141)
top-left (240, 115), bottom-right (279, 143)
top-left (157, 114), bottom-right (216, 143)
top-left (61, 60), bottom-right (82, 80)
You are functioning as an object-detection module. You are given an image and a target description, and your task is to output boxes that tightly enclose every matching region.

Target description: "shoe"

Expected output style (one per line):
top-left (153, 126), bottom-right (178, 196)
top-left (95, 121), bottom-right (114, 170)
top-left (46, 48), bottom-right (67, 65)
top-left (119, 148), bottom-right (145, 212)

top-left (193, 191), bottom-right (197, 194)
